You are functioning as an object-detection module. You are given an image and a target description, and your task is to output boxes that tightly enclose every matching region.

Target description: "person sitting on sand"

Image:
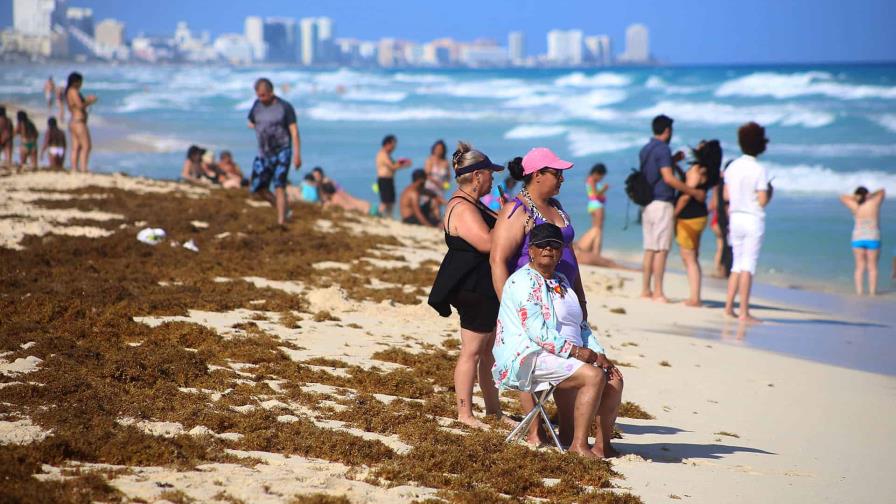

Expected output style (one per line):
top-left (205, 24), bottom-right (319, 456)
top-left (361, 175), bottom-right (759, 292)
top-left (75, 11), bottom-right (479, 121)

top-left (724, 122), bottom-right (772, 322)
top-left (312, 167), bottom-right (378, 215)
top-left (674, 140), bottom-right (721, 307)
top-left (428, 141), bottom-right (507, 429)
top-left (181, 145), bottom-right (216, 185)
top-left (286, 174), bottom-right (320, 203)
top-left (400, 169), bottom-right (440, 227)
top-left (15, 111), bottom-right (39, 170)
top-left (839, 186), bottom-right (885, 295)
top-left (493, 223), bottom-right (623, 458)
top-left (218, 150), bottom-right (246, 189)
top-left (40, 117), bottom-right (66, 170)
top-left (0, 107), bottom-right (14, 167)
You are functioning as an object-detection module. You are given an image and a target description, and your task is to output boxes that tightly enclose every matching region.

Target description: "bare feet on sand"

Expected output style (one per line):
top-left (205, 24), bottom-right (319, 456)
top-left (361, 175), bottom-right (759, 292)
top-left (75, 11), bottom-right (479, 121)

top-left (739, 314), bottom-right (763, 324)
top-left (568, 444), bottom-right (600, 459)
top-left (457, 416), bottom-right (490, 430)
top-left (591, 444), bottom-right (620, 458)
top-left (684, 299), bottom-right (703, 307)
top-left (652, 295), bottom-right (669, 303)
top-left (723, 309), bottom-right (739, 319)
top-left (640, 290), bottom-right (653, 300)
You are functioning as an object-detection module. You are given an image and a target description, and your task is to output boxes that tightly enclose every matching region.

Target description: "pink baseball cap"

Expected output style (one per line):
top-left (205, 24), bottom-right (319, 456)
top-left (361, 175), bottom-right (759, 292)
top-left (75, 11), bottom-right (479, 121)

top-left (521, 147), bottom-right (573, 175)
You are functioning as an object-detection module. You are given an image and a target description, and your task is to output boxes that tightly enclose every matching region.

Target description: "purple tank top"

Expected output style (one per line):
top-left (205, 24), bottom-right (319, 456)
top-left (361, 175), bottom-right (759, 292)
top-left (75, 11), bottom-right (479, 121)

top-left (508, 197), bottom-right (580, 285)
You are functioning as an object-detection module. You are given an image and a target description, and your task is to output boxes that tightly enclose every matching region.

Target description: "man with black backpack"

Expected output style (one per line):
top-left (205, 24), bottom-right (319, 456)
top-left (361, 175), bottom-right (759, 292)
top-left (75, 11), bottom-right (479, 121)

top-left (638, 115), bottom-right (706, 302)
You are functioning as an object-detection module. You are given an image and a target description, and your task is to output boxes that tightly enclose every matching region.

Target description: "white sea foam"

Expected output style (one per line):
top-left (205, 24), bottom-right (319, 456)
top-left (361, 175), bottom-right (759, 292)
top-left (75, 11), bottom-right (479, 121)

top-left (393, 73), bottom-right (453, 84)
top-left (126, 133), bottom-right (189, 153)
top-left (644, 76), bottom-right (708, 94)
top-left (565, 129), bottom-right (644, 157)
top-left (769, 143), bottom-right (896, 157)
top-left (554, 72), bottom-right (632, 87)
top-left (305, 103), bottom-right (495, 122)
top-left (715, 71), bottom-right (896, 100)
top-left (342, 90), bottom-right (408, 103)
top-left (636, 100), bottom-right (835, 128)
top-left (872, 114), bottom-right (896, 133)
top-left (416, 79), bottom-right (533, 99)
top-left (504, 125), bottom-right (568, 140)
top-left (763, 162), bottom-right (896, 194)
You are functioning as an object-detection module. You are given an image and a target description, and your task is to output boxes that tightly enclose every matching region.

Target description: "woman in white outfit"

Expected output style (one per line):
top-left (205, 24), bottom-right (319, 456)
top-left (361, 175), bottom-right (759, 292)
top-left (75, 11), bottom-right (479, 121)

top-left (723, 122), bottom-right (772, 323)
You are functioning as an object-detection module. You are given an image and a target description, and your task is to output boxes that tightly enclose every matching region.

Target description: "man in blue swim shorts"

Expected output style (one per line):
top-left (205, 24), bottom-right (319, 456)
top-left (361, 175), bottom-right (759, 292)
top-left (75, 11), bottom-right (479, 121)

top-left (248, 78), bottom-right (301, 226)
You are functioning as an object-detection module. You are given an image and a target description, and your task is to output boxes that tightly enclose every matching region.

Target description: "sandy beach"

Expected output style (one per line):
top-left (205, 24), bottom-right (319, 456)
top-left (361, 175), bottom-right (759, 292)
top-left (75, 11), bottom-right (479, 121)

top-left (1, 171), bottom-right (894, 503)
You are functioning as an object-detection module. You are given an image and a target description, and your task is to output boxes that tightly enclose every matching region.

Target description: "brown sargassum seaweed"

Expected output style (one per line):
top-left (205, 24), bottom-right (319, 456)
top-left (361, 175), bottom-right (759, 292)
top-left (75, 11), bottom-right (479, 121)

top-left (0, 182), bottom-right (643, 503)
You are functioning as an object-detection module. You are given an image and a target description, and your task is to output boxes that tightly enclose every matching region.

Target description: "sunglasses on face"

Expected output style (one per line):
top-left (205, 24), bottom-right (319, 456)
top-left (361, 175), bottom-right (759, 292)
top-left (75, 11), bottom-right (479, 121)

top-left (532, 242), bottom-right (562, 250)
top-left (541, 168), bottom-right (563, 179)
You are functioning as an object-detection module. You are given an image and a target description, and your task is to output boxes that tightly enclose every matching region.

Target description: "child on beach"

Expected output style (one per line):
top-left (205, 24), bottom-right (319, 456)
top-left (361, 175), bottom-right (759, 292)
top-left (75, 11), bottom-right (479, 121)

top-left (40, 117), bottom-right (66, 169)
top-left (578, 163), bottom-right (609, 256)
top-left (839, 186), bottom-right (885, 295)
top-left (15, 111), bottom-right (38, 170)
top-left (481, 175), bottom-right (517, 212)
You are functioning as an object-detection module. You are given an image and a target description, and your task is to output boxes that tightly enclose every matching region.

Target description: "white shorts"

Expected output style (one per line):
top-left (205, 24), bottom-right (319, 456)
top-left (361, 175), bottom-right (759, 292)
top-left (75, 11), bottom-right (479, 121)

top-left (728, 213), bottom-right (765, 275)
top-left (525, 351), bottom-right (584, 392)
top-left (642, 200), bottom-right (674, 251)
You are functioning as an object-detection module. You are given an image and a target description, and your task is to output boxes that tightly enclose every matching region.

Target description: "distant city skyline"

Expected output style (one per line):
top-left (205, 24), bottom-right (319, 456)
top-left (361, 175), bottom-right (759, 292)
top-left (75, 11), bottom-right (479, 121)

top-left (0, 0), bottom-right (894, 64)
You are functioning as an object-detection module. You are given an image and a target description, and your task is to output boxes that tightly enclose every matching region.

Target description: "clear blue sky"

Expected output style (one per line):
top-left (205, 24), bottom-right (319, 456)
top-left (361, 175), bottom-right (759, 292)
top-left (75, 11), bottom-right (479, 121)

top-left (1, 0), bottom-right (893, 64)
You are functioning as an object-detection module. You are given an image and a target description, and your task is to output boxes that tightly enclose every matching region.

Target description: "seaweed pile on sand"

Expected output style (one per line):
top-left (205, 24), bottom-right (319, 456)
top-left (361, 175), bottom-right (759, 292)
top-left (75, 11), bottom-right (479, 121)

top-left (0, 175), bottom-right (642, 503)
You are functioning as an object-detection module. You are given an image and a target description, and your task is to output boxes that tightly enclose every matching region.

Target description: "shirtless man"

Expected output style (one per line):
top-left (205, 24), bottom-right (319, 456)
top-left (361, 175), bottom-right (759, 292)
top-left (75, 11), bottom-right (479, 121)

top-left (376, 134), bottom-right (412, 218)
top-left (44, 77), bottom-right (56, 111)
top-left (399, 169), bottom-right (439, 227)
top-left (65, 72), bottom-right (97, 173)
top-left (839, 187), bottom-right (885, 295)
top-left (0, 107), bottom-right (13, 167)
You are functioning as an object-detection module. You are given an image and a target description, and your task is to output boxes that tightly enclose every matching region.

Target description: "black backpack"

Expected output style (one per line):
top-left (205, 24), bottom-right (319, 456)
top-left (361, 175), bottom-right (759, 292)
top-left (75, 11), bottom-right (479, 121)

top-left (625, 141), bottom-right (659, 207)
top-left (624, 168), bottom-right (653, 207)
top-left (623, 143), bottom-right (659, 229)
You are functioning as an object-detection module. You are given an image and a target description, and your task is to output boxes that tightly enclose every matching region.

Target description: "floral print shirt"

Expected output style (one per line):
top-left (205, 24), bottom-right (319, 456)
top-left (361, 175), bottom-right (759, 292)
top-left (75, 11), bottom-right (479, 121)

top-left (491, 264), bottom-right (606, 391)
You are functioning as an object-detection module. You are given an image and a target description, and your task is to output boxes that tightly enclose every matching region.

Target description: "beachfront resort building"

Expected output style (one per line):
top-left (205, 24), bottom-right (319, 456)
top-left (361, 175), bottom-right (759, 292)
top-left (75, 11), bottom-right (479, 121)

top-left (547, 29), bottom-right (584, 65)
top-left (584, 34), bottom-right (612, 66)
top-left (508, 31), bottom-right (525, 64)
top-left (618, 23), bottom-right (650, 64)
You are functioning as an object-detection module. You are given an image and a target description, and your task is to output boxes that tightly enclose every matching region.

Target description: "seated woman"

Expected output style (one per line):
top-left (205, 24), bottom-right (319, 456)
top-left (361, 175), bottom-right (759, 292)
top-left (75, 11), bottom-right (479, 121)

top-left (181, 145), bottom-right (218, 185)
top-left (218, 150), bottom-right (247, 189)
top-left (312, 166), bottom-right (379, 215)
top-left (493, 223), bottom-right (624, 458)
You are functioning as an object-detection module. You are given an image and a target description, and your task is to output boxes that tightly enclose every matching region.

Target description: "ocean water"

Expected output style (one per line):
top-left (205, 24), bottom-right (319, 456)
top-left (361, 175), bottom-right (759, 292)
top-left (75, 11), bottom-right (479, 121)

top-left (3, 63), bottom-right (896, 292)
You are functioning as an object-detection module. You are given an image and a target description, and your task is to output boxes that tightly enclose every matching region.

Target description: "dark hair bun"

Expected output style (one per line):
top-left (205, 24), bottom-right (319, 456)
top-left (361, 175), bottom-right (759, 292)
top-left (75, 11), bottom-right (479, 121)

top-left (507, 156), bottom-right (525, 181)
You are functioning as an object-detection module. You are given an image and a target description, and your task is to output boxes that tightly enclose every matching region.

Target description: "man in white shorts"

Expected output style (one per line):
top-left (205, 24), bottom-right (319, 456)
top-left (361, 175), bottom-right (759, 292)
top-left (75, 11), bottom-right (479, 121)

top-left (638, 115), bottom-right (706, 302)
top-left (723, 122), bottom-right (772, 323)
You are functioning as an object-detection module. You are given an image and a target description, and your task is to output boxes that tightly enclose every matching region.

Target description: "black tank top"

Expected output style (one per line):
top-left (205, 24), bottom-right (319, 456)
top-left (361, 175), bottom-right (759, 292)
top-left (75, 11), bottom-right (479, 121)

top-left (427, 195), bottom-right (498, 318)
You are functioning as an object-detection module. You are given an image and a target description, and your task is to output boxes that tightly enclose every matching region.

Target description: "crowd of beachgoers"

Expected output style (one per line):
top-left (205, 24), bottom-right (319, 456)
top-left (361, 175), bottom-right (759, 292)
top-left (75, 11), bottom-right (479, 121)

top-left (1, 72), bottom-right (891, 460)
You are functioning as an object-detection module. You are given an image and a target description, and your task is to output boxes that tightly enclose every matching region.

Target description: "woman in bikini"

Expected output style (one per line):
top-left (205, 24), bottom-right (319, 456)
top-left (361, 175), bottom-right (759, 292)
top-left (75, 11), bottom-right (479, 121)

top-left (424, 139), bottom-right (451, 220)
top-left (15, 111), bottom-right (39, 170)
top-left (839, 186), bottom-right (886, 295)
top-left (40, 117), bottom-right (66, 170)
top-left (65, 72), bottom-right (97, 173)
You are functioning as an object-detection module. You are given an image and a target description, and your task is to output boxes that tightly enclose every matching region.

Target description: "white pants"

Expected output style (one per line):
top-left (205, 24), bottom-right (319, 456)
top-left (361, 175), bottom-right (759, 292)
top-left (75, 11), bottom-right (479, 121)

top-left (728, 213), bottom-right (764, 275)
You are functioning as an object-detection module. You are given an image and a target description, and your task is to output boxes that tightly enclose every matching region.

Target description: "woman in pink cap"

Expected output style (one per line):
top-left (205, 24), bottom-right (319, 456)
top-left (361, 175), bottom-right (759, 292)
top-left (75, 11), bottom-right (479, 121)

top-left (491, 147), bottom-right (617, 446)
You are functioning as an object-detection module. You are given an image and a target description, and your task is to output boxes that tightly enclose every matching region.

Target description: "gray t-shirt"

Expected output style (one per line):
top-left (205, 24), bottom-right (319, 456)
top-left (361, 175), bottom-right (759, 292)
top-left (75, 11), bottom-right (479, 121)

top-left (639, 137), bottom-right (675, 203)
top-left (248, 97), bottom-right (297, 157)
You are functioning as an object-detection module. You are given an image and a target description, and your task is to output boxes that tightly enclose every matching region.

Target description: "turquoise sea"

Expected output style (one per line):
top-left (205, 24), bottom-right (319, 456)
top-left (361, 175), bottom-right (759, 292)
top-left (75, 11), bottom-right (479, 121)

top-left (3, 63), bottom-right (896, 293)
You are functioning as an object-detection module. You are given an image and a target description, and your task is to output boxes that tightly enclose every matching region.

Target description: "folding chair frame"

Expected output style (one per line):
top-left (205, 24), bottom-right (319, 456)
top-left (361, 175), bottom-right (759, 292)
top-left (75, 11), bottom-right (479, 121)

top-left (504, 383), bottom-right (564, 452)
